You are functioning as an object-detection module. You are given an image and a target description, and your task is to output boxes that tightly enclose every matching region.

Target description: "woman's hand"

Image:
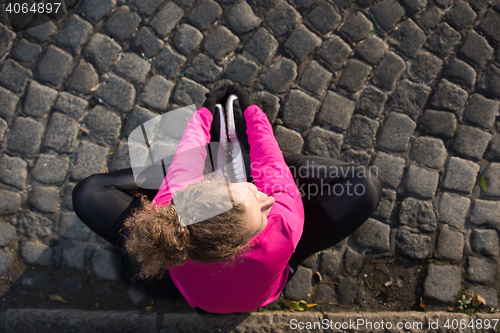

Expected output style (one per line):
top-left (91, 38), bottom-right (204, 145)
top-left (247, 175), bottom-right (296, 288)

top-left (202, 84), bottom-right (229, 117)
top-left (227, 84), bottom-right (251, 113)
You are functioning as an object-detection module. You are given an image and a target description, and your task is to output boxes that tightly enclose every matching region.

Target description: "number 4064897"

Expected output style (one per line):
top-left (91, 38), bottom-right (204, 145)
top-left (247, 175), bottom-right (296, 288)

top-left (6, 2), bottom-right (62, 14)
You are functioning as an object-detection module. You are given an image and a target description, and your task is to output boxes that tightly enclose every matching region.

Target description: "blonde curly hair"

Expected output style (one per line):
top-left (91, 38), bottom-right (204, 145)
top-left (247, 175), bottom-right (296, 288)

top-left (120, 180), bottom-right (255, 280)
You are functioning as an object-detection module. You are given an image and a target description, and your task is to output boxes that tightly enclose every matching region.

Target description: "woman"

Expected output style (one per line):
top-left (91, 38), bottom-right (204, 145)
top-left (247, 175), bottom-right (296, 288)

top-left (73, 84), bottom-right (382, 314)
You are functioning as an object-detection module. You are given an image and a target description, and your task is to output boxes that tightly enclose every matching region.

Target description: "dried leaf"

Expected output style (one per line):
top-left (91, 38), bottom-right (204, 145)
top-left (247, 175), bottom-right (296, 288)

top-left (480, 175), bottom-right (488, 191)
top-left (299, 300), bottom-right (317, 310)
top-left (109, 146), bottom-right (118, 155)
top-left (272, 55), bottom-right (282, 63)
top-left (419, 297), bottom-right (425, 310)
top-left (447, 306), bottom-right (457, 312)
top-left (313, 272), bottom-right (322, 281)
top-left (48, 295), bottom-right (68, 304)
top-left (90, 83), bottom-right (101, 92)
top-left (472, 294), bottom-right (487, 307)
top-left (79, 126), bottom-right (89, 134)
top-left (285, 300), bottom-right (303, 311)
top-left (145, 299), bottom-right (156, 312)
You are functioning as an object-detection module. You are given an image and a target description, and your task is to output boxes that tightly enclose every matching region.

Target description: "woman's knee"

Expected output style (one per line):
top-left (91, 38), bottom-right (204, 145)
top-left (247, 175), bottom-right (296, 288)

top-left (350, 169), bottom-right (382, 214)
top-left (72, 174), bottom-right (106, 213)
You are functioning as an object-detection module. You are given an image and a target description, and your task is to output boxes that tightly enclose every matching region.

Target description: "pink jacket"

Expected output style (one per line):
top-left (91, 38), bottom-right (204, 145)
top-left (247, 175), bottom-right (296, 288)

top-left (153, 105), bottom-right (304, 314)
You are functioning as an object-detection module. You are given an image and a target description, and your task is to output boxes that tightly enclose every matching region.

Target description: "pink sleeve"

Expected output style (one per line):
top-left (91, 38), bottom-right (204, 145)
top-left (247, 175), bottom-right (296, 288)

top-left (244, 105), bottom-right (304, 247)
top-left (152, 107), bottom-right (213, 207)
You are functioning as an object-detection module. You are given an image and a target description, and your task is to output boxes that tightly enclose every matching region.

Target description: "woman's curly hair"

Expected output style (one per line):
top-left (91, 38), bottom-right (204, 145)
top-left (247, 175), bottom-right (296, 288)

top-left (121, 180), bottom-right (256, 280)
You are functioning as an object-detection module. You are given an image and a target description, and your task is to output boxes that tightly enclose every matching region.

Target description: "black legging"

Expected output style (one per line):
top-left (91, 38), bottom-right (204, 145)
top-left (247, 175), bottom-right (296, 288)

top-left (73, 105), bottom-right (382, 270)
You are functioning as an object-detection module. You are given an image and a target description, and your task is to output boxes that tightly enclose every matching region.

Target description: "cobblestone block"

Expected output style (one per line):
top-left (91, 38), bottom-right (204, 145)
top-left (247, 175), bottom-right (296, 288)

top-left (459, 30), bottom-right (494, 69)
top-left (60, 183), bottom-right (76, 211)
top-left (420, 6), bottom-right (442, 29)
top-left (133, 27), bottom-right (164, 59)
top-left (483, 163), bottom-right (500, 197)
top-left (313, 284), bottom-right (336, 304)
top-left (435, 0), bottom-right (453, 8)
top-left (0, 222), bottom-right (15, 246)
top-left (294, 0), bottom-right (319, 8)
top-left (371, 0), bottom-right (405, 31)
top-left (55, 14), bottom-right (93, 54)
top-left (185, 53), bottom-right (222, 84)
top-left (203, 26), bottom-right (239, 62)
top-left (251, 91), bottom-right (280, 124)
top-left (411, 51), bottom-right (443, 82)
top-left (284, 24), bottom-right (322, 64)
top-left (65, 61), bottom-right (98, 95)
top-left (477, 9), bottom-right (500, 43)
top-left (244, 28), bottom-right (278, 65)
top-left (265, 1), bottom-right (301, 37)
top-left (298, 60), bottom-right (332, 96)
top-left (305, 126), bottom-right (343, 158)
top-left (114, 53), bottom-right (151, 84)
top-left (468, 0), bottom-right (489, 11)
top-left (0, 86), bottom-right (19, 121)
top-left (389, 19), bottom-right (426, 58)
top-left (338, 59), bottom-right (372, 93)
top-left (443, 58), bottom-right (476, 88)
top-left (463, 94), bottom-right (498, 130)
top-left (153, 45), bottom-right (186, 79)
top-left (96, 75), bottom-right (136, 113)
top-left (25, 19), bottom-right (57, 43)
top-left (489, 135), bottom-right (500, 161)
top-left (109, 142), bottom-right (132, 171)
top-left (405, 164), bottom-right (439, 199)
top-left (139, 76), bottom-right (174, 111)
top-left (260, 57), bottom-right (297, 94)
top-left (81, 0), bottom-right (116, 22)
top-left (471, 229), bottom-right (499, 257)
top-left (391, 79), bottom-right (432, 120)
top-left (341, 149), bottom-right (372, 166)
top-left (17, 210), bottom-right (54, 238)
top-left (355, 36), bottom-right (388, 66)
top-left (438, 192), bottom-right (470, 229)
top-left (173, 24), bottom-right (202, 56)
top-left (477, 64), bottom-right (500, 99)
top-left (426, 23), bottom-right (461, 57)
top-left (352, 218), bottom-right (390, 251)
top-left (320, 250), bottom-right (341, 280)
top-left (83, 106), bottom-right (121, 146)
top-left (28, 186), bottom-right (59, 213)
top-left (377, 112), bottom-right (416, 152)
top-left (282, 89), bottom-right (320, 130)
top-left (36, 46), bottom-right (73, 87)
top-left (175, 0), bottom-right (196, 6)
top-left (348, 115), bottom-right (379, 148)
top-left (0, 117), bottom-right (5, 141)
top-left (307, 1), bottom-right (340, 34)
top-left (340, 11), bottom-right (373, 42)
top-left (396, 229), bottom-right (431, 259)
top-left (92, 249), bottom-right (123, 281)
top-left (371, 151), bottom-right (405, 188)
top-left (0, 23), bottom-right (15, 58)
top-left (445, 1), bottom-right (477, 30)
top-left (344, 246), bottom-right (364, 275)
top-left (469, 199), bottom-right (500, 227)
top-left (54, 92), bottom-right (88, 120)
top-left (357, 86), bottom-right (387, 119)
top-left (399, 197), bottom-right (437, 232)
top-left (431, 79), bottom-right (468, 112)
top-left (32, 155), bottom-right (69, 185)
top-left (43, 113), bottom-right (79, 153)
top-left (130, 0), bottom-right (163, 15)
top-left (58, 212), bottom-right (91, 241)
top-left (226, 1), bottom-right (261, 34)
top-left (373, 51), bottom-right (405, 91)
top-left (283, 265), bottom-right (312, 300)
top-left (23, 81), bottom-right (58, 118)
top-left (410, 136), bottom-right (446, 169)
top-left (372, 188), bottom-right (396, 220)
top-left (0, 59), bottom-right (32, 94)
top-left (84, 34), bottom-right (121, 73)
top-left (467, 256), bottom-right (497, 283)
top-left (7, 117), bottom-right (44, 158)
top-left (172, 77), bottom-right (209, 109)
top-left (333, 0), bottom-right (355, 12)
top-left (104, 6), bottom-right (141, 42)
top-left (61, 246), bottom-right (86, 271)
top-left (316, 35), bottom-right (352, 70)
top-left (318, 91), bottom-right (355, 130)
top-left (0, 190), bottom-right (21, 216)
top-left (188, 0), bottom-right (221, 31)
top-left (0, 250), bottom-right (12, 275)
top-left (424, 265), bottom-right (461, 302)
top-left (11, 39), bottom-right (41, 64)
top-left (442, 156), bottom-right (480, 193)
top-left (274, 125), bottom-right (304, 154)
top-left (0, 154), bottom-right (27, 190)
top-left (20, 241), bottom-right (54, 267)
top-left (418, 109), bottom-right (457, 137)
top-left (124, 105), bottom-right (159, 138)
top-left (452, 125), bottom-right (491, 160)
top-left (336, 276), bottom-right (358, 304)
top-left (150, 2), bottom-right (184, 38)
top-left (402, 0), bottom-right (426, 13)
top-left (225, 55), bottom-right (259, 87)
top-left (70, 141), bottom-right (109, 181)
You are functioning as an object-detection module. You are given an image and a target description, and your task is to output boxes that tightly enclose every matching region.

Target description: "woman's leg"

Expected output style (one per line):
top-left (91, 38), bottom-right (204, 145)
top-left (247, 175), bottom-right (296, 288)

top-left (72, 168), bottom-right (158, 249)
top-left (282, 152), bottom-right (383, 265)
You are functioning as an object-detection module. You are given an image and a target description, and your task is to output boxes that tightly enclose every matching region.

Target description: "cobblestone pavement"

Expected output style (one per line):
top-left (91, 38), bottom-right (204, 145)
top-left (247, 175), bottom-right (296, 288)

top-left (0, 0), bottom-right (499, 317)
